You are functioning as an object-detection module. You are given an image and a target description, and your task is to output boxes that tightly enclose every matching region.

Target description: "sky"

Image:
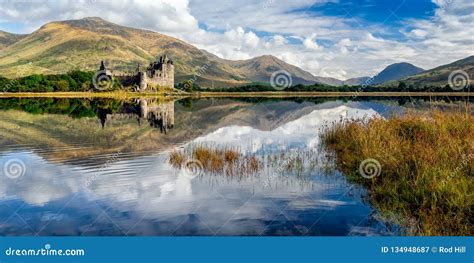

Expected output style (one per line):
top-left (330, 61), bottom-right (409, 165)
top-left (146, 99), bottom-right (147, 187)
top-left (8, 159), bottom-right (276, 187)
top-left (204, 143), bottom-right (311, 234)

top-left (0, 0), bottom-right (473, 80)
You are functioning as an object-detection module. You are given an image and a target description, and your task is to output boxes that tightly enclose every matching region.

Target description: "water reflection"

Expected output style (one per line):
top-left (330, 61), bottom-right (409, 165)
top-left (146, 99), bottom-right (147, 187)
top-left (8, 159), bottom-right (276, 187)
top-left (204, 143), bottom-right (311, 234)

top-left (1, 97), bottom-right (468, 236)
top-left (97, 98), bottom-right (174, 133)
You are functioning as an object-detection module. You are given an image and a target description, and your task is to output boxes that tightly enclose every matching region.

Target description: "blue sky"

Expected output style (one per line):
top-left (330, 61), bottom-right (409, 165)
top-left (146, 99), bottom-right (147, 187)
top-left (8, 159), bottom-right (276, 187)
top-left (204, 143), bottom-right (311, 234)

top-left (306, 0), bottom-right (436, 39)
top-left (313, 0), bottom-right (436, 22)
top-left (0, 0), bottom-right (472, 79)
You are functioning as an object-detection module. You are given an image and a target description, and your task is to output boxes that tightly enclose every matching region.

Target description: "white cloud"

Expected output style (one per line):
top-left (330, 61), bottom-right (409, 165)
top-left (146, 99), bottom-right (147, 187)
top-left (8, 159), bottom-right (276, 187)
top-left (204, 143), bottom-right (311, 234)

top-left (398, 0), bottom-right (474, 67)
top-left (0, 0), bottom-right (199, 34)
top-left (224, 27), bottom-right (260, 48)
top-left (303, 33), bottom-right (322, 50)
top-left (272, 35), bottom-right (287, 46)
top-left (408, 29), bottom-right (428, 38)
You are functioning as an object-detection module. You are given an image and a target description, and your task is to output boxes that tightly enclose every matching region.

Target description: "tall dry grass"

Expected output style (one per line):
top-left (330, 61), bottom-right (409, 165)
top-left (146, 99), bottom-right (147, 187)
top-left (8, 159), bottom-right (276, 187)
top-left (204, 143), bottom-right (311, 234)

top-left (169, 145), bottom-right (260, 178)
top-left (321, 109), bottom-right (473, 235)
top-left (169, 145), bottom-right (324, 183)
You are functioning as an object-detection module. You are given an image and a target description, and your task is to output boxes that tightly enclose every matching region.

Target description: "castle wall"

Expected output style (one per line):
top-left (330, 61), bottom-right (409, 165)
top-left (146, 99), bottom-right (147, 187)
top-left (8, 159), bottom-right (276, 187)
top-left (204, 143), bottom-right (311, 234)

top-left (143, 64), bottom-right (174, 90)
top-left (104, 55), bottom-right (174, 92)
top-left (117, 75), bottom-right (139, 88)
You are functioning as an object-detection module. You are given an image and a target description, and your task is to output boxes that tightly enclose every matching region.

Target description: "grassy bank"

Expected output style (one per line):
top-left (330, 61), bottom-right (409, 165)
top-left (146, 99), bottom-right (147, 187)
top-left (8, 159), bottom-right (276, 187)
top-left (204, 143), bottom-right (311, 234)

top-left (0, 91), bottom-right (184, 99)
top-left (321, 109), bottom-right (473, 235)
top-left (194, 91), bottom-right (472, 98)
top-left (1, 91), bottom-right (471, 98)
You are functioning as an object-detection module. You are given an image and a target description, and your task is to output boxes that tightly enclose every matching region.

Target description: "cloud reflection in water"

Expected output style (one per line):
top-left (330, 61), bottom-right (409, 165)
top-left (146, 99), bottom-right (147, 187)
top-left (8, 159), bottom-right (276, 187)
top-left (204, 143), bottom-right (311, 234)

top-left (0, 105), bottom-right (391, 236)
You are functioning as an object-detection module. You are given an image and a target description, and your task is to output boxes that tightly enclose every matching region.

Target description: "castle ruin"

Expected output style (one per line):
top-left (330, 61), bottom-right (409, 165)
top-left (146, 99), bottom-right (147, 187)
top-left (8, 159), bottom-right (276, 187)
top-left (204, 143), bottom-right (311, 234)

top-left (137, 55), bottom-right (174, 91)
top-left (97, 54), bottom-right (174, 92)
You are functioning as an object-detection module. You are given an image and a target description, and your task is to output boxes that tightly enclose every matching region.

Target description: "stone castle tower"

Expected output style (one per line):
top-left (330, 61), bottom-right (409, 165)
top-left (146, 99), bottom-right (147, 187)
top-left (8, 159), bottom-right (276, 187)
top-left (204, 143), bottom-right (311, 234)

top-left (137, 55), bottom-right (174, 92)
top-left (96, 54), bottom-right (174, 92)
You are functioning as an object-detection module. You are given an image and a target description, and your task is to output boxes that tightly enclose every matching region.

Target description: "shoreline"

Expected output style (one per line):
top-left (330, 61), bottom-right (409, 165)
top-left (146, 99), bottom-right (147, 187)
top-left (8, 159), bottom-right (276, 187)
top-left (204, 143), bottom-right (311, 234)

top-left (193, 91), bottom-right (471, 98)
top-left (0, 91), bottom-right (471, 98)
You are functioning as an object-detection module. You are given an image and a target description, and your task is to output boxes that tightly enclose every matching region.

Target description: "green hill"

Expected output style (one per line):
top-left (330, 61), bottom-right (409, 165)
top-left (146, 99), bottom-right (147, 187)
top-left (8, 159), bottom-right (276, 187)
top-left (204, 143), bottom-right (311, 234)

top-left (0, 17), bottom-right (325, 88)
top-left (390, 56), bottom-right (474, 88)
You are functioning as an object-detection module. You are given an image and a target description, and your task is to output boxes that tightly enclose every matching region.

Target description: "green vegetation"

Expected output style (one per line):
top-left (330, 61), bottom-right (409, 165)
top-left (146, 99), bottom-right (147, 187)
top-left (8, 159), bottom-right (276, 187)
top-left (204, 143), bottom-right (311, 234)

top-left (0, 69), bottom-right (469, 94)
top-left (192, 81), bottom-right (467, 93)
top-left (175, 80), bottom-right (199, 92)
top-left (199, 83), bottom-right (275, 92)
top-left (321, 109), bottom-right (473, 235)
top-left (0, 71), bottom-right (123, 92)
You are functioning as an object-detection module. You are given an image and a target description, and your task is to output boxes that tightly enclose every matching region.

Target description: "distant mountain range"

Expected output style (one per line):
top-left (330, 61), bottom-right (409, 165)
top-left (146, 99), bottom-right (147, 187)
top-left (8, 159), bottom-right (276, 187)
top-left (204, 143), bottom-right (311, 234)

top-left (388, 55), bottom-right (474, 88)
top-left (370, 62), bottom-right (424, 85)
top-left (0, 17), bottom-right (472, 88)
top-left (342, 77), bottom-right (371, 86)
top-left (0, 30), bottom-right (26, 50)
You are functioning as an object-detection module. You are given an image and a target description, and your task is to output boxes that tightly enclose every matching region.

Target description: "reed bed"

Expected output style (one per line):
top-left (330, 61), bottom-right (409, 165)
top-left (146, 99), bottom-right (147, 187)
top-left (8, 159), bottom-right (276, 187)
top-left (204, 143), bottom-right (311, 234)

top-left (321, 109), bottom-right (474, 235)
top-left (169, 144), bottom-right (326, 183)
top-left (169, 145), bottom-right (261, 178)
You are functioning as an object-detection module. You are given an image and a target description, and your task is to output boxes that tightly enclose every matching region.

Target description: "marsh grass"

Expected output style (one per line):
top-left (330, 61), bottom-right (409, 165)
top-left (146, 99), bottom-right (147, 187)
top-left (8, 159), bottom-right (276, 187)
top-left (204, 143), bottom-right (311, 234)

top-left (169, 144), bottom-right (325, 185)
top-left (321, 109), bottom-right (473, 235)
top-left (169, 145), bottom-right (261, 178)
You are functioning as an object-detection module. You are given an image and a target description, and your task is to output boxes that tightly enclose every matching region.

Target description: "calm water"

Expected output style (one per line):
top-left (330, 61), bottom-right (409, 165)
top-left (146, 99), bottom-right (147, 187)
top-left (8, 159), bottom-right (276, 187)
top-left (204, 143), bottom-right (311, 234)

top-left (0, 96), bottom-right (469, 236)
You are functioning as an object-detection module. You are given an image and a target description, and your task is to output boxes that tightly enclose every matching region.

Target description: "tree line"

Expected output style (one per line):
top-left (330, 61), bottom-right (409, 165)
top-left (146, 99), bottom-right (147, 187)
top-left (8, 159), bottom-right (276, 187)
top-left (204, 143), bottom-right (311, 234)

top-left (0, 71), bottom-right (121, 92)
top-left (0, 71), bottom-right (466, 93)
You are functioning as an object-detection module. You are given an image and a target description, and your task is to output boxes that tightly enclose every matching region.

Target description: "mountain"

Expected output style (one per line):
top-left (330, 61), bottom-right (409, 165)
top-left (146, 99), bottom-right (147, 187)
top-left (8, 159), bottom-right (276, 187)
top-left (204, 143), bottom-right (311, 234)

top-left (0, 30), bottom-right (26, 50)
top-left (370, 62), bottom-right (424, 85)
top-left (390, 56), bottom-right (474, 88)
top-left (228, 55), bottom-right (319, 85)
top-left (337, 63), bottom-right (423, 86)
top-left (0, 17), bottom-right (329, 87)
top-left (205, 53), bottom-right (333, 85)
top-left (0, 17), bottom-right (245, 87)
top-left (343, 76), bottom-right (370, 86)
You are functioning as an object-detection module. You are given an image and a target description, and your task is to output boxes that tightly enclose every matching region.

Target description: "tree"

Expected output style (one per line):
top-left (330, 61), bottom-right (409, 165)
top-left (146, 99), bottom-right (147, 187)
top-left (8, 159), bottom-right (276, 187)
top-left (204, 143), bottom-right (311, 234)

top-left (54, 80), bottom-right (69, 92)
top-left (183, 80), bottom-right (194, 92)
top-left (398, 81), bottom-right (407, 90)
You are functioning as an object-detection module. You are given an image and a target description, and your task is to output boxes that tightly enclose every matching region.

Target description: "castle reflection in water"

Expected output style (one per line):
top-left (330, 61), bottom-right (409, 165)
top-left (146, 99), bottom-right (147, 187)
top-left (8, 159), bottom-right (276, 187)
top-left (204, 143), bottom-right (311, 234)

top-left (97, 99), bottom-right (174, 134)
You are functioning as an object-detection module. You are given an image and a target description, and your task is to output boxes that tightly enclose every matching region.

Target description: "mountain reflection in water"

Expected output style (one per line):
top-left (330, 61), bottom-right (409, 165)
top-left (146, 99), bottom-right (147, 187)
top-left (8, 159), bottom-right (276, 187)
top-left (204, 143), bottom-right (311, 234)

top-left (2, 97), bottom-right (463, 236)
